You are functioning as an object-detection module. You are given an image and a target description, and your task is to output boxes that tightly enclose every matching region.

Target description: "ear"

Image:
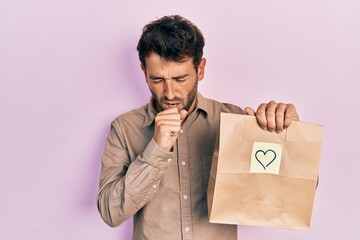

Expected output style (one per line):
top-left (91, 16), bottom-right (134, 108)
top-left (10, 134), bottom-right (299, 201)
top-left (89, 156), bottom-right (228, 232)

top-left (197, 58), bottom-right (206, 81)
top-left (141, 64), bottom-right (148, 83)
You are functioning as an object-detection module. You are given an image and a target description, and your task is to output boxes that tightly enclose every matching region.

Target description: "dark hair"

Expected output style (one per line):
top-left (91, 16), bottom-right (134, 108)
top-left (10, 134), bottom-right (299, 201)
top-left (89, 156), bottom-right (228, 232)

top-left (137, 15), bottom-right (205, 70)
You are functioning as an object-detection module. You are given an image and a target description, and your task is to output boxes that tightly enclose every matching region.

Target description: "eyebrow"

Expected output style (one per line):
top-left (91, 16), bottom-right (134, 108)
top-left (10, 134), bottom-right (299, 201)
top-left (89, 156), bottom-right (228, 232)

top-left (149, 74), bottom-right (189, 80)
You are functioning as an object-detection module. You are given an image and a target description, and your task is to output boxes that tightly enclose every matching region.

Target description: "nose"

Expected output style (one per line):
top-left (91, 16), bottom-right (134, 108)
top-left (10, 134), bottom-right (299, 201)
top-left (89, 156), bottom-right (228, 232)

top-left (164, 80), bottom-right (175, 100)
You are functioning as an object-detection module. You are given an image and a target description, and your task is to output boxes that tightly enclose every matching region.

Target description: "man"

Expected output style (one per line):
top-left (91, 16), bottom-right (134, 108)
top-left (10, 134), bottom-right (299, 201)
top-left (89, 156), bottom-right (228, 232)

top-left (97, 15), bottom-right (299, 240)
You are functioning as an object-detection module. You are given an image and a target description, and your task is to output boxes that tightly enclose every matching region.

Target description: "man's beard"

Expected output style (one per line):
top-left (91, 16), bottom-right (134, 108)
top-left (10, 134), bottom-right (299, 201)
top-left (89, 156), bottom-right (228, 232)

top-left (151, 80), bottom-right (198, 112)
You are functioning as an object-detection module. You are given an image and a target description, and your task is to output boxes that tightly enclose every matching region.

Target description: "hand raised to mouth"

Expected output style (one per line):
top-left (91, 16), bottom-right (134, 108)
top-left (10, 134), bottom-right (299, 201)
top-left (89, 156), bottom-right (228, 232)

top-left (154, 107), bottom-right (188, 151)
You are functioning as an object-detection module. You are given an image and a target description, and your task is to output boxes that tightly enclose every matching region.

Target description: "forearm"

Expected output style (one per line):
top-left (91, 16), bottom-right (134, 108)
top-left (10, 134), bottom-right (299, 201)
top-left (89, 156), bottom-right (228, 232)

top-left (97, 138), bottom-right (172, 227)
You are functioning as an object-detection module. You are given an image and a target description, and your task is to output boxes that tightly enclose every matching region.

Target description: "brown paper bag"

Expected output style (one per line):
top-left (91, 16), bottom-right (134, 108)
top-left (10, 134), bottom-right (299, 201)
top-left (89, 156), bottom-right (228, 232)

top-left (207, 113), bottom-right (323, 229)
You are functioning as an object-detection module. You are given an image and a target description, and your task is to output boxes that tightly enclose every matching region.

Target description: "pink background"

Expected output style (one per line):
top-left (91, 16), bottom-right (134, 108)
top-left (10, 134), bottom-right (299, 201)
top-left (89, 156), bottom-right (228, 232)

top-left (1, 0), bottom-right (359, 239)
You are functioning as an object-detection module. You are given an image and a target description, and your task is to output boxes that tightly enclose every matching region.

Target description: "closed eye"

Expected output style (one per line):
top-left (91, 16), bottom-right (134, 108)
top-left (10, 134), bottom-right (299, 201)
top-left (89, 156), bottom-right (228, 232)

top-left (149, 76), bottom-right (164, 83)
top-left (174, 75), bottom-right (189, 82)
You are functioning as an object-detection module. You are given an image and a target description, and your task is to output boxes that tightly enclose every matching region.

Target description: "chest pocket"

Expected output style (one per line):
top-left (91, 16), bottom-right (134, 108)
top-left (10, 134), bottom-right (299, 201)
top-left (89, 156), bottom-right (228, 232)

top-left (201, 155), bottom-right (213, 192)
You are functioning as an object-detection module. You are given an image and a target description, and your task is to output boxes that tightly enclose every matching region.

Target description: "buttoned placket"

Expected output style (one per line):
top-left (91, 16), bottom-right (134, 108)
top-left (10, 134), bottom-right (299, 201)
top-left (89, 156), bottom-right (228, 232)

top-left (176, 123), bottom-right (193, 240)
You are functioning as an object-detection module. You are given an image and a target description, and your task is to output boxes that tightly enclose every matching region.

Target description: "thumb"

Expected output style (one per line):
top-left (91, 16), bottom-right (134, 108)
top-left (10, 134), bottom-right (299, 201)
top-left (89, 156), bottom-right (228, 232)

top-left (244, 107), bottom-right (256, 116)
top-left (179, 109), bottom-right (188, 122)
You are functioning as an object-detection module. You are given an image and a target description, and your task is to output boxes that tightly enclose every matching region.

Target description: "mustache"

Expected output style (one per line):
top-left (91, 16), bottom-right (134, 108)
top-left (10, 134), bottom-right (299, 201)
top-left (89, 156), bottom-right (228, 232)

top-left (160, 97), bottom-right (184, 102)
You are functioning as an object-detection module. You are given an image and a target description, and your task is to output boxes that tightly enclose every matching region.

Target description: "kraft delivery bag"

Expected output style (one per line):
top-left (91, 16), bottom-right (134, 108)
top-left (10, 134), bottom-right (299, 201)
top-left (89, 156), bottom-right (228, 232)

top-left (207, 113), bottom-right (323, 229)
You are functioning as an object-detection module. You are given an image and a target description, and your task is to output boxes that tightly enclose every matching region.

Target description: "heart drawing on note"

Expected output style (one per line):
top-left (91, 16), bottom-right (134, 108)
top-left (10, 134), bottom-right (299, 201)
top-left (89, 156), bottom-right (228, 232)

top-left (255, 149), bottom-right (277, 170)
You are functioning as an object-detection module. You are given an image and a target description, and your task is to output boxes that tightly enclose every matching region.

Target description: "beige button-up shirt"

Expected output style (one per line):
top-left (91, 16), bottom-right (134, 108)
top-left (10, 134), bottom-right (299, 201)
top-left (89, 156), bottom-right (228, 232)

top-left (97, 93), bottom-right (244, 240)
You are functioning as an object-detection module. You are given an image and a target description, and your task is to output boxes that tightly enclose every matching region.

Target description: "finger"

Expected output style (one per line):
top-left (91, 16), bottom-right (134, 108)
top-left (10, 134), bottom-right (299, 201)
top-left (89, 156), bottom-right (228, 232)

top-left (167, 125), bottom-right (182, 137)
top-left (283, 104), bottom-right (299, 128)
top-left (157, 107), bottom-right (180, 116)
top-left (256, 103), bottom-right (268, 130)
top-left (179, 110), bottom-right (188, 123)
top-left (244, 107), bottom-right (256, 116)
top-left (156, 111), bottom-right (182, 121)
top-left (155, 119), bottom-right (182, 130)
top-left (275, 103), bottom-right (286, 132)
top-left (265, 101), bottom-right (278, 132)
top-left (162, 107), bottom-right (179, 113)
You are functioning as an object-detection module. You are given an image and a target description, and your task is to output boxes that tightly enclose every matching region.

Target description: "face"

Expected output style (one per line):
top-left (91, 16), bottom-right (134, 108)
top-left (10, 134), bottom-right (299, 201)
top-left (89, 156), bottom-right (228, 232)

top-left (141, 52), bottom-right (206, 114)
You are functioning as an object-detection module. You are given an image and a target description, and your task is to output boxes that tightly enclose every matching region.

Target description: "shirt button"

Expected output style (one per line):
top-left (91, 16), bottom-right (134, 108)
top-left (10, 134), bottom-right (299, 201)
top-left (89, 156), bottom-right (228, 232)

top-left (181, 161), bottom-right (186, 166)
top-left (153, 185), bottom-right (157, 189)
top-left (185, 227), bottom-right (190, 232)
top-left (183, 195), bottom-right (188, 200)
top-left (167, 158), bottom-right (172, 162)
top-left (179, 129), bottom-right (184, 134)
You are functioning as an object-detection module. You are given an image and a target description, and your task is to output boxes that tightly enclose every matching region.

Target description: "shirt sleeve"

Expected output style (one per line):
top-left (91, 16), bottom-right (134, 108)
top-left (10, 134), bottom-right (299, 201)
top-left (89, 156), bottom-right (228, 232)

top-left (97, 121), bottom-right (173, 227)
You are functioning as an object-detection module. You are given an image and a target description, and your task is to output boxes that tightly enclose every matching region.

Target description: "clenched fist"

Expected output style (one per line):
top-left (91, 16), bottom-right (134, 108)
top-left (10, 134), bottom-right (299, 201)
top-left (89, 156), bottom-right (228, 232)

top-left (154, 108), bottom-right (188, 151)
top-left (245, 101), bottom-right (299, 132)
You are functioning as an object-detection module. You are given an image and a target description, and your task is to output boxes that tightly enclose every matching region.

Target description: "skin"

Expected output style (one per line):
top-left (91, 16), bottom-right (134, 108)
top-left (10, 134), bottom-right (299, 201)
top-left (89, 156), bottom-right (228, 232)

top-left (245, 102), bottom-right (299, 132)
top-left (141, 52), bottom-right (299, 151)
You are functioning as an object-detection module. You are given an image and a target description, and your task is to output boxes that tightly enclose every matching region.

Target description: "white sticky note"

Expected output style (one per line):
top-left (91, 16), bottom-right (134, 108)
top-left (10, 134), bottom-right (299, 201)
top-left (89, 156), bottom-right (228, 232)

top-left (250, 142), bottom-right (283, 174)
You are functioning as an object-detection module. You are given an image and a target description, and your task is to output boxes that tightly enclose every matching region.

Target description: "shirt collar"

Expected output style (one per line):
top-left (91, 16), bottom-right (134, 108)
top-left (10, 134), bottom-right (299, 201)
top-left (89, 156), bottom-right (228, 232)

top-left (142, 92), bottom-right (209, 128)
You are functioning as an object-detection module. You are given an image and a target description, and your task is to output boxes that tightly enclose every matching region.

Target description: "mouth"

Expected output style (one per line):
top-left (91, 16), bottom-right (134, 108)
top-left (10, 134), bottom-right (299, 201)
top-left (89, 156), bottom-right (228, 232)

top-left (163, 102), bottom-right (180, 109)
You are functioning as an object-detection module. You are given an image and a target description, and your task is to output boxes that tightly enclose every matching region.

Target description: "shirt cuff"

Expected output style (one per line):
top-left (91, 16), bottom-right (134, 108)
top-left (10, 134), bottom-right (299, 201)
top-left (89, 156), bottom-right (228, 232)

top-left (142, 138), bottom-right (174, 168)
